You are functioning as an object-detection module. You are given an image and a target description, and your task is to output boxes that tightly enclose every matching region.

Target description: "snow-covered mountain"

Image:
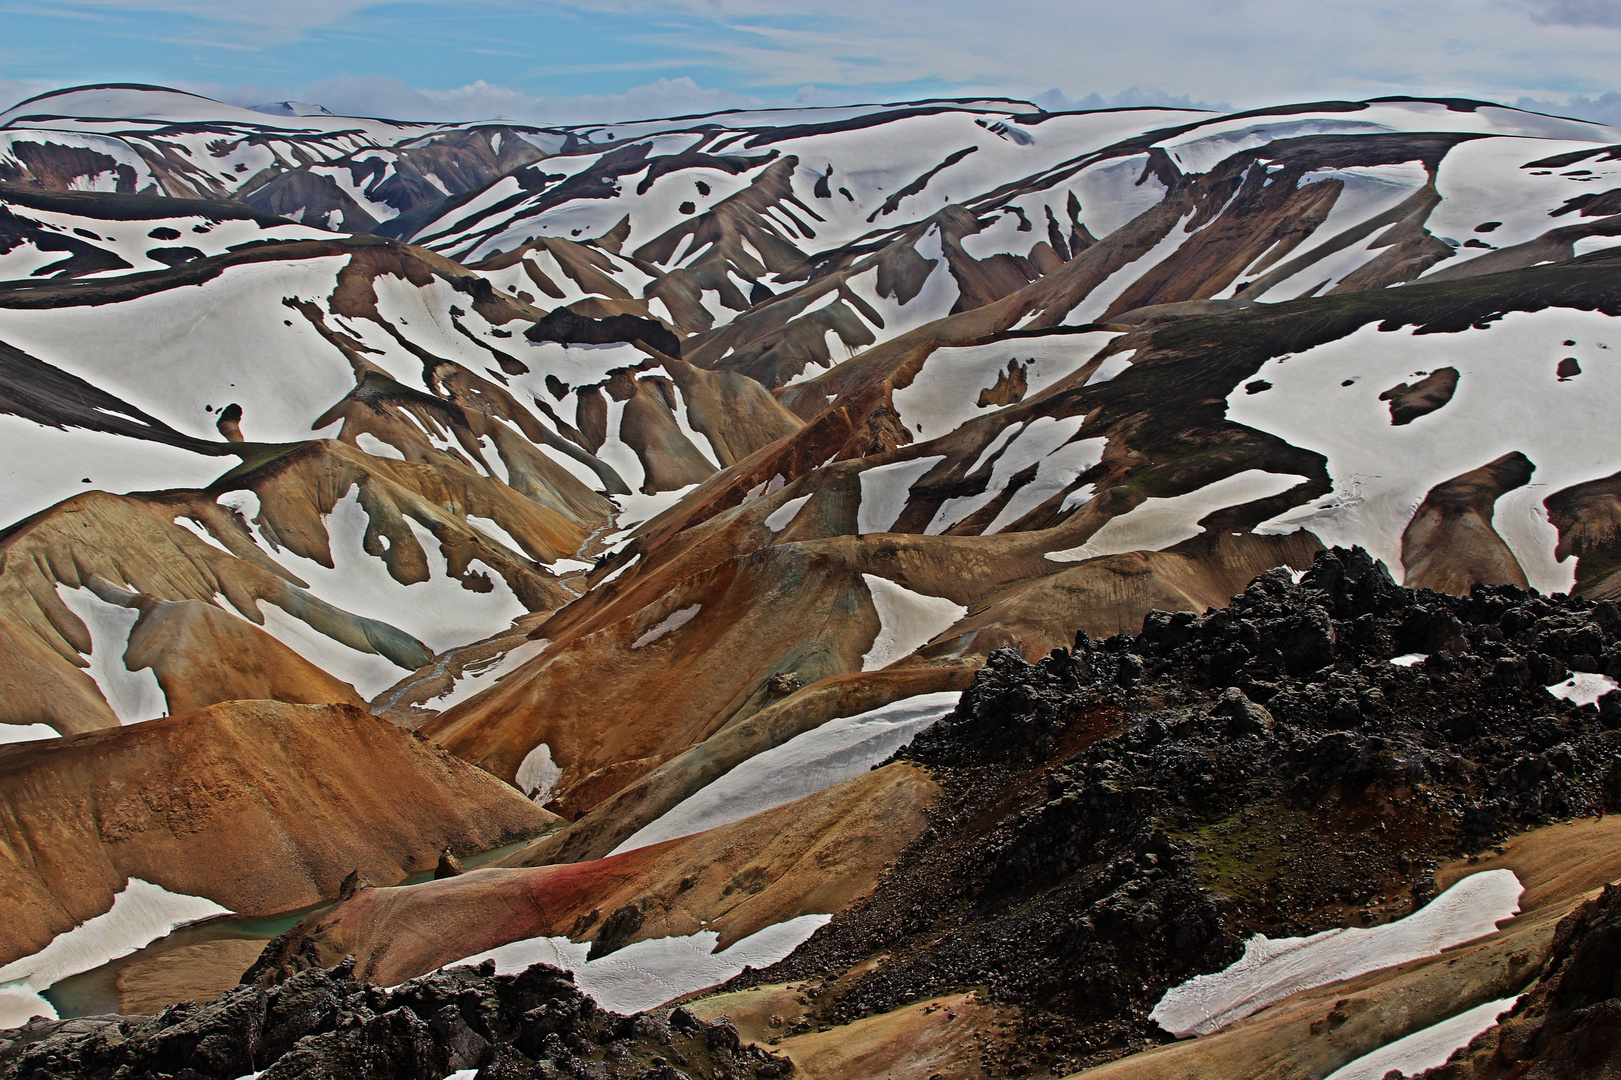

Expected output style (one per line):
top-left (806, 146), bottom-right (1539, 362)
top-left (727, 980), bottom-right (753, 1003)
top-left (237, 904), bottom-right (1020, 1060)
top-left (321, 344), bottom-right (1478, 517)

top-left (4, 83), bottom-right (1621, 1079)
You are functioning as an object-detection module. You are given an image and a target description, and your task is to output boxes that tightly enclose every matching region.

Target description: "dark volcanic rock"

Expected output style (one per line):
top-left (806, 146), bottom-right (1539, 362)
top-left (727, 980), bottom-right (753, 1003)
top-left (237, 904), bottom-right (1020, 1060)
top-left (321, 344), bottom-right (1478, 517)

top-left (524, 307), bottom-right (682, 358)
top-left (733, 546), bottom-right (1621, 1076)
top-left (0, 959), bottom-right (791, 1080)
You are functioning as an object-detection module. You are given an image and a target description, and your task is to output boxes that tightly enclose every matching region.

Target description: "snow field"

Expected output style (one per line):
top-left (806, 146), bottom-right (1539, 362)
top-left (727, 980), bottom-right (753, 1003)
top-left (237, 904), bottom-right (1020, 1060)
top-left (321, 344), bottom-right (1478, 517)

top-left (0, 256), bottom-right (354, 444)
top-left (0, 879), bottom-right (231, 1030)
top-left (0, 415), bottom-right (229, 531)
top-left (1160, 118), bottom-right (1394, 177)
top-left (0, 130), bottom-right (156, 192)
top-left (1422, 137), bottom-right (1621, 275)
top-left (926, 416), bottom-right (1094, 534)
top-left (1150, 869), bottom-right (1523, 1038)
top-left (837, 226), bottom-right (962, 344)
top-left (1045, 470), bottom-right (1308, 563)
top-left (891, 332), bottom-right (1118, 443)
top-left (0, 201), bottom-right (330, 280)
top-left (611, 690), bottom-right (962, 854)
top-left (197, 486), bottom-right (525, 699)
top-left (439, 914), bottom-right (832, 1016)
top-left (247, 487), bottom-right (527, 658)
top-left (1226, 160), bottom-right (1430, 301)
top-left (1230, 311), bottom-right (1621, 591)
top-left (1058, 209), bottom-right (1198, 325)
top-left (859, 574), bottom-right (969, 671)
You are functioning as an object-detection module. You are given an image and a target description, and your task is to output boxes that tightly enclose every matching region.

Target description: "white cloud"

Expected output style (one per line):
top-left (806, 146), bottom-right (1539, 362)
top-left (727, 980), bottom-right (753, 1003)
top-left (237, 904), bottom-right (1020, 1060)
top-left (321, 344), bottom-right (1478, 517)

top-left (1031, 86), bottom-right (1229, 113)
top-left (14, 0), bottom-right (1621, 123)
top-left (419, 76), bottom-right (764, 124)
top-left (1515, 90), bottom-right (1621, 126)
top-left (175, 73), bottom-right (765, 124)
top-left (38, 0), bottom-right (414, 42)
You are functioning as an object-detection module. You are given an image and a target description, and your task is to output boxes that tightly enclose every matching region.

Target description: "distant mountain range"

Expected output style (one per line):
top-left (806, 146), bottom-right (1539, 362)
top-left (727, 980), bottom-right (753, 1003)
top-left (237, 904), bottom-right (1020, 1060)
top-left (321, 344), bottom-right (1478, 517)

top-left (2, 82), bottom-right (1621, 1080)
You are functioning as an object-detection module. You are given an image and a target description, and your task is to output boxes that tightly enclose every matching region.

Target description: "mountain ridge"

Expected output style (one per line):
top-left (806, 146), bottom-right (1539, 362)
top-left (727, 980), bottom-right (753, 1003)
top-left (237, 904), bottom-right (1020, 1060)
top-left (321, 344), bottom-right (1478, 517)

top-left (2, 82), bottom-right (1621, 1078)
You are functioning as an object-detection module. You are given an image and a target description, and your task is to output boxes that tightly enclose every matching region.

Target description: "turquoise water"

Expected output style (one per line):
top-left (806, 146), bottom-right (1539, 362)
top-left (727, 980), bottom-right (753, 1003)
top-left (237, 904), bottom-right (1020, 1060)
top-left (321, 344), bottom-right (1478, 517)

top-left (42, 838), bottom-right (535, 1018)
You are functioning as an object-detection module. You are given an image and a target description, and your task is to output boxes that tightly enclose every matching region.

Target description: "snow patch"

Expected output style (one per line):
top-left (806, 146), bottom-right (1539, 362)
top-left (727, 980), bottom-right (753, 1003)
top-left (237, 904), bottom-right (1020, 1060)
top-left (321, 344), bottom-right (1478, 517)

top-left (0, 724), bottom-right (59, 745)
top-left (467, 515), bottom-right (525, 557)
top-left (1083, 350), bottom-right (1136, 385)
top-left (631, 604), bottom-right (701, 649)
top-left (985, 436), bottom-right (1107, 534)
top-left (1546, 671), bottom-right (1618, 707)
top-left (764, 493), bottom-right (813, 532)
top-left (441, 914), bottom-right (832, 1015)
top-left (891, 334), bottom-right (1116, 442)
top-left (928, 416), bottom-right (1090, 535)
top-left (857, 456), bottom-right (944, 534)
top-left (1150, 869), bottom-right (1523, 1038)
top-left (515, 742), bottom-right (562, 802)
top-left (1045, 471), bottom-right (1307, 563)
top-left (1324, 996), bottom-right (1521, 1080)
top-left (355, 433), bottom-right (405, 461)
top-left (0, 879), bottom-right (231, 1030)
top-left (429, 637), bottom-right (550, 710)
top-left (860, 574), bottom-right (968, 670)
top-left (1390, 653), bottom-right (1429, 668)
top-left (613, 690), bottom-right (961, 853)
top-left (55, 586), bottom-right (166, 724)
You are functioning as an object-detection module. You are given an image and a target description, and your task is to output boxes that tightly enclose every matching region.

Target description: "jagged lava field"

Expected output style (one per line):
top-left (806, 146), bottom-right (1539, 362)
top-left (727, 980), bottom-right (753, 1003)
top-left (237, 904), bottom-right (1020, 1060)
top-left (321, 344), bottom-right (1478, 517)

top-left (2, 83), bottom-right (1621, 1079)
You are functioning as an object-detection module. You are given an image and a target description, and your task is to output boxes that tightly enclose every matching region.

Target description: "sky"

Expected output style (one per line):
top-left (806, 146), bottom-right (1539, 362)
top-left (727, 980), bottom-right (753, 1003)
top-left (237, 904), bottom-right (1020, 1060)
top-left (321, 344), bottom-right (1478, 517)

top-left (5, 0), bottom-right (1621, 126)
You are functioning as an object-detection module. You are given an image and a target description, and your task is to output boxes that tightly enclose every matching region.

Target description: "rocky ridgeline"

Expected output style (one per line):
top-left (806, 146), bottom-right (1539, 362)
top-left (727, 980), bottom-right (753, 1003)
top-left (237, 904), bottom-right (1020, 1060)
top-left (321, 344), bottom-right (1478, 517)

top-left (756, 548), bottom-right (1621, 1074)
top-left (0, 959), bottom-right (791, 1080)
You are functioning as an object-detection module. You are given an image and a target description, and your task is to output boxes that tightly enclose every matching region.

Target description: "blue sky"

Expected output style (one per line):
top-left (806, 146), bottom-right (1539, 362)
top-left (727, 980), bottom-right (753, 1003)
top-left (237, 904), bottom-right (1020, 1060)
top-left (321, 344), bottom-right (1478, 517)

top-left (6, 1), bottom-right (1621, 124)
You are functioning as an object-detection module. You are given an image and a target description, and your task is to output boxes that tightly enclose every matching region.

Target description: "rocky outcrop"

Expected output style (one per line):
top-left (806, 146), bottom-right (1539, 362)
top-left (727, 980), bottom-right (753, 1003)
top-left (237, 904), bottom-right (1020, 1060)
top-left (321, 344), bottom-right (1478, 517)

top-left (730, 547), bottom-right (1621, 1076)
top-left (0, 700), bottom-right (554, 964)
top-left (0, 958), bottom-right (793, 1080)
top-left (1380, 365), bottom-right (1459, 425)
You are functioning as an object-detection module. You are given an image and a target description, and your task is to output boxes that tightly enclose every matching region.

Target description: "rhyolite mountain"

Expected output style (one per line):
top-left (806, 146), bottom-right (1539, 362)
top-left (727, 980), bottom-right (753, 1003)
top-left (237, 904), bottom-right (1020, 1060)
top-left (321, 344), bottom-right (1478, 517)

top-left (3, 82), bottom-right (1621, 1079)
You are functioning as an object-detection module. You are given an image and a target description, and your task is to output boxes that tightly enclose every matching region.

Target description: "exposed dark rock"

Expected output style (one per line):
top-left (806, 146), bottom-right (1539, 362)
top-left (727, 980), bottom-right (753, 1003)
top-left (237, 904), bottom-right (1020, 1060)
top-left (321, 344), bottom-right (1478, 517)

top-left (0, 959), bottom-right (792, 1080)
top-left (337, 870), bottom-right (375, 901)
top-left (525, 307), bottom-right (682, 358)
top-left (435, 848), bottom-right (467, 878)
top-left (1379, 365), bottom-right (1459, 425)
top-left (765, 672), bottom-right (803, 698)
top-left (730, 546), bottom-right (1621, 1076)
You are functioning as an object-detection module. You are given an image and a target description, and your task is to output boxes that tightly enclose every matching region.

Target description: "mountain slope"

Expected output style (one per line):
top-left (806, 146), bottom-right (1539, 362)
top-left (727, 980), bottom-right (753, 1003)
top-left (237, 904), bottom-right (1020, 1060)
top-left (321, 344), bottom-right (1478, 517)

top-left (3, 84), bottom-right (1621, 1080)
